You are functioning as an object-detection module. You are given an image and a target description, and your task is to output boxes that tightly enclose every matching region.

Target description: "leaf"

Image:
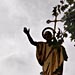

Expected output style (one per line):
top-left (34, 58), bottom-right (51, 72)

top-left (58, 5), bottom-right (61, 13)
top-left (60, 0), bottom-right (64, 4)
top-left (61, 4), bottom-right (69, 12)
top-left (66, 0), bottom-right (74, 5)
top-left (52, 6), bottom-right (60, 16)
top-left (63, 32), bottom-right (68, 37)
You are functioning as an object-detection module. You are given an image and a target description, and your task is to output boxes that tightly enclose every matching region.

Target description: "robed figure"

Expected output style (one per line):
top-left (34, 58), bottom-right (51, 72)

top-left (23, 27), bottom-right (68, 75)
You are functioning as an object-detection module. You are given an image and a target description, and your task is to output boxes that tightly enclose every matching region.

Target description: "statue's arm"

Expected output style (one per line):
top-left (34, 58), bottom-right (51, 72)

top-left (23, 27), bottom-right (37, 46)
top-left (26, 32), bottom-right (37, 46)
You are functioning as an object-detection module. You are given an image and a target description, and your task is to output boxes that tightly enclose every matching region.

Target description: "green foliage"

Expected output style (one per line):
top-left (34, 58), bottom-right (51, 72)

top-left (66, 0), bottom-right (74, 5)
top-left (61, 0), bottom-right (75, 42)
top-left (61, 4), bottom-right (68, 12)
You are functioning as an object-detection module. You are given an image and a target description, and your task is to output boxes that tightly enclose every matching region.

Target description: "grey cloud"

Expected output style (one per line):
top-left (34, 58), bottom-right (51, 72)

top-left (0, 53), bottom-right (41, 75)
top-left (0, 0), bottom-right (75, 75)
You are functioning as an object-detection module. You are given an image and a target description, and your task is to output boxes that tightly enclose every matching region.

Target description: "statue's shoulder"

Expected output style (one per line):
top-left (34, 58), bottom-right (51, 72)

top-left (37, 41), bottom-right (46, 46)
top-left (37, 41), bottom-right (45, 44)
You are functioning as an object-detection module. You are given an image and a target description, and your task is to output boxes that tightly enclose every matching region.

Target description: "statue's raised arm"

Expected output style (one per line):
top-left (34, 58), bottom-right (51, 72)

top-left (23, 27), bottom-right (37, 46)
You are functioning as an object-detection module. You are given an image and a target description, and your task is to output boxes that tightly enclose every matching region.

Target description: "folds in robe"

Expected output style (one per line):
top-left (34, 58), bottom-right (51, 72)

top-left (36, 42), bottom-right (68, 75)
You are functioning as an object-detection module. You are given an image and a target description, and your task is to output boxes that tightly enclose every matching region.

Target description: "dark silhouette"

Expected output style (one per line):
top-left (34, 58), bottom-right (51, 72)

top-left (23, 27), bottom-right (68, 75)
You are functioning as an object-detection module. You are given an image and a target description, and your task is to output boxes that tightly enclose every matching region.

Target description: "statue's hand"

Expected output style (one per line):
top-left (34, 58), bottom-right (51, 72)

top-left (23, 27), bottom-right (30, 35)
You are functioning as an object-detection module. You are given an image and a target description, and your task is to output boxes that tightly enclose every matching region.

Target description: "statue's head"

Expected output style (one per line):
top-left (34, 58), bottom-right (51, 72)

top-left (43, 31), bottom-right (52, 41)
top-left (42, 27), bottom-right (55, 41)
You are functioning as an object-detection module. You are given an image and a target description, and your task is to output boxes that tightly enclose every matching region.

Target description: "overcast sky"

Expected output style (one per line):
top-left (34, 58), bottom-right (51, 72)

top-left (0, 0), bottom-right (75, 75)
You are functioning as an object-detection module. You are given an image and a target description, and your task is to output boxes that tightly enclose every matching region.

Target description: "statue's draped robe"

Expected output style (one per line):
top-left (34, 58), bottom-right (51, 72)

top-left (36, 42), bottom-right (68, 75)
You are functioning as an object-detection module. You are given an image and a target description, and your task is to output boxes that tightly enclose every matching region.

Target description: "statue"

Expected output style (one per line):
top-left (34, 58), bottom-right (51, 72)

top-left (23, 26), bottom-right (68, 75)
top-left (23, 2), bottom-right (68, 75)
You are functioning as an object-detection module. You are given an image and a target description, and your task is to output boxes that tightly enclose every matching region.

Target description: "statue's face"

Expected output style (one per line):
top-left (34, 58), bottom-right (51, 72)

top-left (44, 31), bottom-right (52, 41)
